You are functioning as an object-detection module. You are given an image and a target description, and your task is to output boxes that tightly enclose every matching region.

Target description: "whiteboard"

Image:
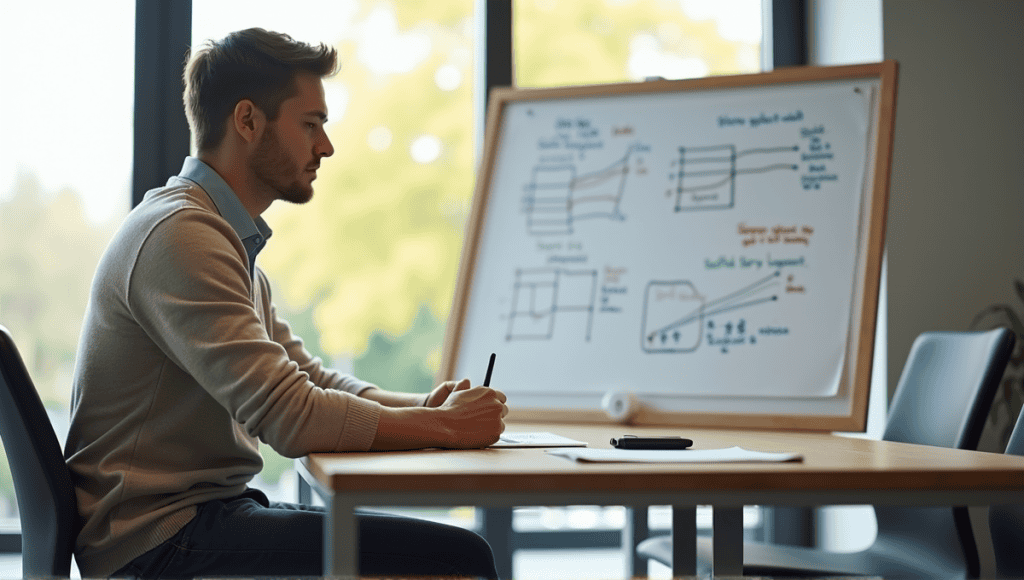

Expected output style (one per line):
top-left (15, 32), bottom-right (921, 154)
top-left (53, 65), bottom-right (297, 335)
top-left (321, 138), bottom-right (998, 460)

top-left (442, 63), bottom-right (898, 431)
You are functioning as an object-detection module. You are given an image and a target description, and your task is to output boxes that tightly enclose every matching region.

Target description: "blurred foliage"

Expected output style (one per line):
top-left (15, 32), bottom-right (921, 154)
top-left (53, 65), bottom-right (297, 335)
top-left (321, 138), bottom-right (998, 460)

top-left (514, 0), bottom-right (757, 87)
top-left (0, 173), bottom-right (116, 407)
top-left (353, 306), bottom-right (445, 393)
top-left (270, 286), bottom-right (333, 365)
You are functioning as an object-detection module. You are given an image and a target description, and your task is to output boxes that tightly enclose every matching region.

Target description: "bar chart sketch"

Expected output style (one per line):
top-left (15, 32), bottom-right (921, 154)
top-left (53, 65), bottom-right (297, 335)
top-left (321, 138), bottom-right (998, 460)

top-left (641, 272), bottom-right (781, 353)
top-left (506, 268), bottom-right (599, 341)
top-left (668, 144), bottom-right (799, 211)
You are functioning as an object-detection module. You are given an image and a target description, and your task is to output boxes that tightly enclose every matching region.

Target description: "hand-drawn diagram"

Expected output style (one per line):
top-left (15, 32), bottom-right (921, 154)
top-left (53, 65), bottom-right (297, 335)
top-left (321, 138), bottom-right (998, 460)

top-left (641, 271), bottom-right (781, 353)
top-left (523, 146), bottom-right (643, 235)
top-left (667, 144), bottom-right (799, 211)
top-left (506, 268), bottom-right (599, 341)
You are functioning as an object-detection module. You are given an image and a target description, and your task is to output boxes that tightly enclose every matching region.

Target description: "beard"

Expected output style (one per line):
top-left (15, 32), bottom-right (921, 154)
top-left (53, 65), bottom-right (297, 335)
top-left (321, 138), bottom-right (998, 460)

top-left (248, 125), bottom-right (314, 205)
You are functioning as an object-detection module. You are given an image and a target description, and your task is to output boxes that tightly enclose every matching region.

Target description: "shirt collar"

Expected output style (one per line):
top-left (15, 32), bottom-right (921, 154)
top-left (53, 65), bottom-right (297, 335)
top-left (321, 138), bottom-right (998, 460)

top-left (176, 157), bottom-right (272, 275)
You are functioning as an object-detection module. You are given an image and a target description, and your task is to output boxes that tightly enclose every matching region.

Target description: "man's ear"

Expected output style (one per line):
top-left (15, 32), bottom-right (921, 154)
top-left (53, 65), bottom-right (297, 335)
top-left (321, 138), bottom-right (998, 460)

top-left (232, 99), bottom-right (265, 144)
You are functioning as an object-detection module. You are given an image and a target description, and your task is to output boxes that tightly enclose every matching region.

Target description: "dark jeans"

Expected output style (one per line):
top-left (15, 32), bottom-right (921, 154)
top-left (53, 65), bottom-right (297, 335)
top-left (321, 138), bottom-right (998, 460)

top-left (114, 489), bottom-right (498, 579)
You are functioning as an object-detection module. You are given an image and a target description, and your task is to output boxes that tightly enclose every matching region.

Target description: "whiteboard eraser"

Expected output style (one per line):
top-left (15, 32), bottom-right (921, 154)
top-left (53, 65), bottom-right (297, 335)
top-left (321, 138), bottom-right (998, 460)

top-left (602, 390), bottom-right (640, 423)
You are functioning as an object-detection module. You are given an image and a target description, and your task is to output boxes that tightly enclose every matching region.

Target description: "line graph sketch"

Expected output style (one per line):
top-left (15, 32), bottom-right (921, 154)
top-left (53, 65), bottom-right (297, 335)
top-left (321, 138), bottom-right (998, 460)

top-left (641, 271), bottom-right (781, 353)
top-left (506, 268), bottom-right (599, 341)
top-left (668, 144), bottom-right (799, 211)
top-left (522, 147), bottom-right (639, 235)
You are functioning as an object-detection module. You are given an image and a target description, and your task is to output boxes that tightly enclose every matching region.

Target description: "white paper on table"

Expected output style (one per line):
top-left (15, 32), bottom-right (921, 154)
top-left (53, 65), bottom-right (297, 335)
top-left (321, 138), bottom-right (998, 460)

top-left (491, 432), bottom-right (588, 448)
top-left (545, 446), bottom-right (803, 463)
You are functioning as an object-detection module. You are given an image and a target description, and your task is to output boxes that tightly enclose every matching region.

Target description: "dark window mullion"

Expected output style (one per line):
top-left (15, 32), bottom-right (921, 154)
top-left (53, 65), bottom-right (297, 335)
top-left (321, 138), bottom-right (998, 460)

top-left (133, 0), bottom-right (193, 208)
top-left (772, 0), bottom-right (808, 67)
top-left (475, 0), bottom-right (513, 150)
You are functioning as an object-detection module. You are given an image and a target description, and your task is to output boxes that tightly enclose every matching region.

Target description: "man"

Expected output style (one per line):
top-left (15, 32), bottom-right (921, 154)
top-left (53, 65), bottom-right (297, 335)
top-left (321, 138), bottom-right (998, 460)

top-left (65, 28), bottom-right (507, 578)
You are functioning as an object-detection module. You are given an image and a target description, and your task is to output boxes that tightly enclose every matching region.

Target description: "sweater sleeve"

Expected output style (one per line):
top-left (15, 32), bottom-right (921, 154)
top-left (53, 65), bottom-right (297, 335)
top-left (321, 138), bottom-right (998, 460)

top-left (127, 208), bottom-right (381, 457)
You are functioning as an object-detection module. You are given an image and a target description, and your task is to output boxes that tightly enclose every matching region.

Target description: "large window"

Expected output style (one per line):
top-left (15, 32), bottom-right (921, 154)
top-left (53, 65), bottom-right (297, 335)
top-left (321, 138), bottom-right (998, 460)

top-left (0, 0), bottom-right (135, 543)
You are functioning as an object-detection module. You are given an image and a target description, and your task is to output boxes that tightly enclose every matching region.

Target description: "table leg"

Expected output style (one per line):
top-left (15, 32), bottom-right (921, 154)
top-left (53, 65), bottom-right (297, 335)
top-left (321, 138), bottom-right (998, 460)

top-left (671, 506), bottom-right (697, 576)
top-left (713, 507), bottom-right (744, 576)
top-left (297, 469), bottom-right (313, 505)
top-left (323, 495), bottom-right (358, 578)
top-left (625, 506), bottom-right (649, 577)
top-left (479, 508), bottom-right (514, 580)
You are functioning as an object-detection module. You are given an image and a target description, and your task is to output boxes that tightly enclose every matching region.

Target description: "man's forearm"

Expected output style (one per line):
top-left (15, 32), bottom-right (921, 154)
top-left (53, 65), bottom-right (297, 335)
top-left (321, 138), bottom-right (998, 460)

top-left (359, 387), bottom-right (426, 408)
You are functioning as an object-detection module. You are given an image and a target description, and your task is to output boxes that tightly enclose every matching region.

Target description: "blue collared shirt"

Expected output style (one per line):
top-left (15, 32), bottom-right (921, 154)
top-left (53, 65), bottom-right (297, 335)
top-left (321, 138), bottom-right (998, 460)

top-left (175, 157), bottom-right (272, 277)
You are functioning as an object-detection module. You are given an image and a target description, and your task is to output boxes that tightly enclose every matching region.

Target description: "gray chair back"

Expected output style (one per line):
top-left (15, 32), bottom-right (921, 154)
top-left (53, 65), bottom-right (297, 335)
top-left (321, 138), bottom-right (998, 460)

top-left (883, 329), bottom-right (1013, 448)
top-left (876, 328), bottom-right (1015, 579)
top-left (0, 325), bottom-right (78, 577)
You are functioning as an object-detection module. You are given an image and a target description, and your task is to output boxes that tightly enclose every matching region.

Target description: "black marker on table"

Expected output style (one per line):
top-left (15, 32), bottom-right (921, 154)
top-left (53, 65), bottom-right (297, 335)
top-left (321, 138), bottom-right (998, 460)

top-left (610, 435), bottom-right (693, 450)
top-left (483, 352), bottom-right (496, 387)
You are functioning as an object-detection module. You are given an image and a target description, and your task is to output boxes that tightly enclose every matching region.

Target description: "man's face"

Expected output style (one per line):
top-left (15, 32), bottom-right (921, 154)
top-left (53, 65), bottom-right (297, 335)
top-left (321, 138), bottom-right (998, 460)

top-left (248, 72), bottom-right (334, 204)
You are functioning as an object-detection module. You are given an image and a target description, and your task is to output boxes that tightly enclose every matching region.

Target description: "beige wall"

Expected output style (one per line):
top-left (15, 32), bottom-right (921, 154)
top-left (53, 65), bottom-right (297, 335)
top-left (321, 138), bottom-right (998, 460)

top-left (884, 5), bottom-right (1023, 572)
top-left (883, 0), bottom-right (1024, 413)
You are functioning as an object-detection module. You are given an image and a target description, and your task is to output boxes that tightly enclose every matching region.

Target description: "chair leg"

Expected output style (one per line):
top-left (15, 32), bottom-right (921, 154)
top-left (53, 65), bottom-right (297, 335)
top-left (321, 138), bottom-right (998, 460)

top-left (672, 506), bottom-right (697, 576)
top-left (479, 507), bottom-right (514, 580)
top-left (713, 507), bottom-right (744, 576)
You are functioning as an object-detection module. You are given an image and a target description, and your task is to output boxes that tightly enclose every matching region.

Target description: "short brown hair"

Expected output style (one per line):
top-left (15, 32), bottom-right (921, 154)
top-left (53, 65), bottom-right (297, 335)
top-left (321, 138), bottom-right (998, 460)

top-left (183, 28), bottom-right (338, 152)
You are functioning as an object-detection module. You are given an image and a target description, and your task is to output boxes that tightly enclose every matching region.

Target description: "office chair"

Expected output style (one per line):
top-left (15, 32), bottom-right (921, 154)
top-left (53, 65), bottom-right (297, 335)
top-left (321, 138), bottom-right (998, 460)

top-left (637, 328), bottom-right (1015, 579)
top-left (989, 406), bottom-right (1024, 578)
top-left (0, 325), bottom-right (78, 577)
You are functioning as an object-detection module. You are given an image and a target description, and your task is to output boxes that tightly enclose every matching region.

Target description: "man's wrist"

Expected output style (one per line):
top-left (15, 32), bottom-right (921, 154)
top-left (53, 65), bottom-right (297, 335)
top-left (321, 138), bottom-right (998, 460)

top-left (372, 406), bottom-right (447, 450)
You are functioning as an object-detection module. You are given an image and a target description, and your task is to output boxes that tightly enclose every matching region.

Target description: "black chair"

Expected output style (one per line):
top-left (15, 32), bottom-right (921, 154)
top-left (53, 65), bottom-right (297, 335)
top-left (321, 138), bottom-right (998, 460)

top-left (989, 406), bottom-right (1024, 578)
top-left (0, 325), bottom-right (78, 577)
top-left (637, 328), bottom-right (1015, 579)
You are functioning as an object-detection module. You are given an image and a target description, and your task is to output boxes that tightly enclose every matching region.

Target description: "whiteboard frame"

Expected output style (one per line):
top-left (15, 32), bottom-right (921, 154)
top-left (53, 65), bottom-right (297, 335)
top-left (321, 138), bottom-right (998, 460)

top-left (441, 62), bottom-right (898, 432)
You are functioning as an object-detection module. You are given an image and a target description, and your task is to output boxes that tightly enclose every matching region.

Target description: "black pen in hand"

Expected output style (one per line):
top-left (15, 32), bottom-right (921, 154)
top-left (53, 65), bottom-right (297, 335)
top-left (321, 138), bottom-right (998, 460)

top-left (483, 353), bottom-right (495, 387)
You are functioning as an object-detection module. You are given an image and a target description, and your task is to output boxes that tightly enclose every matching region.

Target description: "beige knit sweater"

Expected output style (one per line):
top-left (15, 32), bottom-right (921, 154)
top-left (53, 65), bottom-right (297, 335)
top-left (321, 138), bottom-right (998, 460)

top-left (65, 171), bottom-right (381, 576)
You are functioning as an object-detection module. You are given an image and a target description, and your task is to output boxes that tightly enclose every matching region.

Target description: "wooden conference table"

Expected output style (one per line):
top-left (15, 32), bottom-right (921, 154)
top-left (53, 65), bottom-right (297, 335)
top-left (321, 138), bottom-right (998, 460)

top-left (299, 422), bottom-right (1024, 577)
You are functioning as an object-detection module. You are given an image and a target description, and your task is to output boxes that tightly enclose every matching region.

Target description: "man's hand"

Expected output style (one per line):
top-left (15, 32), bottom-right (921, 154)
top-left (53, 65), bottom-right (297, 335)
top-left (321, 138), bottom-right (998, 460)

top-left (423, 378), bottom-right (467, 408)
top-left (434, 380), bottom-right (508, 448)
top-left (371, 378), bottom-right (508, 450)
